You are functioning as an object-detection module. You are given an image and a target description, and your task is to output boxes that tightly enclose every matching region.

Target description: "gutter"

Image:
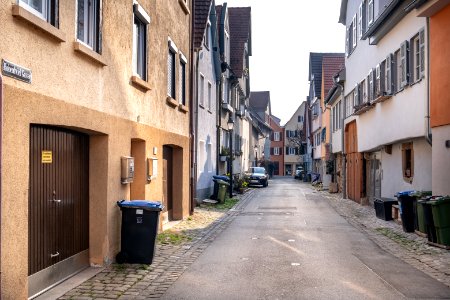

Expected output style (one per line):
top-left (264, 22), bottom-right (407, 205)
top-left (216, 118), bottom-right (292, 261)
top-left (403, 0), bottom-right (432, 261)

top-left (425, 17), bottom-right (432, 145)
top-left (0, 74), bottom-right (3, 300)
top-left (190, 1), bottom-right (196, 213)
top-left (336, 81), bottom-right (346, 199)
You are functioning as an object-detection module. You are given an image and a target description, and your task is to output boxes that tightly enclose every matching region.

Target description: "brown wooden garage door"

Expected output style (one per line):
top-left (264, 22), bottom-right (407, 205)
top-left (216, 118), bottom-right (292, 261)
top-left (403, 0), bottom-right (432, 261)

top-left (29, 125), bottom-right (89, 276)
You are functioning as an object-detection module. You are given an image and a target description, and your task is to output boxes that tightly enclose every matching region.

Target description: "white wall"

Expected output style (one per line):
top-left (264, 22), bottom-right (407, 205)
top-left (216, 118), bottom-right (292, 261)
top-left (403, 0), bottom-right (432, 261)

top-left (380, 138), bottom-right (432, 198)
top-left (432, 125), bottom-right (450, 196)
top-left (332, 129), bottom-right (342, 153)
top-left (196, 40), bottom-right (218, 198)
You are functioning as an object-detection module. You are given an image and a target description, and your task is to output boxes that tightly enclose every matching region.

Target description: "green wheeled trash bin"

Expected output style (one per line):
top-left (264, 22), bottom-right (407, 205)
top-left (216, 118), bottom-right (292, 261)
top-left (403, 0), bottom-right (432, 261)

top-left (116, 200), bottom-right (164, 264)
top-left (423, 199), bottom-right (438, 243)
top-left (217, 179), bottom-right (230, 203)
top-left (395, 191), bottom-right (431, 233)
top-left (430, 197), bottom-right (450, 246)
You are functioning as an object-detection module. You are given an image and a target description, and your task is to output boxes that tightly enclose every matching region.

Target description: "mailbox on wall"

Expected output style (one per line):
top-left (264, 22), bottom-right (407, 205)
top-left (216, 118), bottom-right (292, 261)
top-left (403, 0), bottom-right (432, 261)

top-left (121, 156), bottom-right (134, 184)
top-left (147, 157), bottom-right (158, 182)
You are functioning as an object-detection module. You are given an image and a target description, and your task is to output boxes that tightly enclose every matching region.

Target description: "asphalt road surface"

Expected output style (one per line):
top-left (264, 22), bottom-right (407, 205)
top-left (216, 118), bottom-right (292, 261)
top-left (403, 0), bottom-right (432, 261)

top-left (162, 177), bottom-right (450, 300)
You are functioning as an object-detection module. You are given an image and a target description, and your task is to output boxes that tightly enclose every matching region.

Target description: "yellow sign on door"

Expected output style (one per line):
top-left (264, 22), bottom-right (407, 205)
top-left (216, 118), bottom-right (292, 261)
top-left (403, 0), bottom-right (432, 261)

top-left (42, 151), bottom-right (52, 163)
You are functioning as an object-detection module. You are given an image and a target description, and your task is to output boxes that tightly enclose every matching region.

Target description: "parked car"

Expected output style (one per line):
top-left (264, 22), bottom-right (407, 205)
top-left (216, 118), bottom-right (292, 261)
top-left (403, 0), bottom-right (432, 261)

top-left (294, 167), bottom-right (304, 179)
top-left (245, 167), bottom-right (269, 187)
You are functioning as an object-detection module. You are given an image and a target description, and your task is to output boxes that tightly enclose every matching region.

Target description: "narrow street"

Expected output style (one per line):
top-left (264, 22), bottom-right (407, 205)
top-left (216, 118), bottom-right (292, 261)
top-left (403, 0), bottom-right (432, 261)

top-left (161, 177), bottom-right (450, 300)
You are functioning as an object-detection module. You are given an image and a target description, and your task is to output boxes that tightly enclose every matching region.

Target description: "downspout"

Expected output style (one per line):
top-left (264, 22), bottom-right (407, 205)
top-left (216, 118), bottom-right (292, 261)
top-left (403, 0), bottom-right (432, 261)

top-left (189, 2), bottom-right (196, 214)
top-left (337, 82), bottom-right (347, 199)
top-left (425, 17), bottom-right (432, 145)
top-left (191, 49), bottom-right (200, 209)
top-left (0, 74), bottom-right (3, 300)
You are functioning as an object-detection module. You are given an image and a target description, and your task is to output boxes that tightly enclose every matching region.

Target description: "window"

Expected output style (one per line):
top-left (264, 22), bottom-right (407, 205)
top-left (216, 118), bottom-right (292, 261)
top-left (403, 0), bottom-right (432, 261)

top-left (288, 147), bottom-right (296, 155)
top-left (297, 115), bottom-right (304, 123)
top-left (410, 30), bottom-right (425, 83)
top-left (274, 132), bottom-right (280, 141)
top-left (385, 54), bottom-right (393, 95)
top-left (368, 68), bottom-right (375, 102)
top-left (346, 17), bottom-right (356, 56)
top-left (168, 48), bottom-right (176, 98)
top-left (133, 4), bottom-right (150, 80)
top-left (179, 59), bottom-right (186, 105)
top-left (199, 74), bottom-right (205, 107)
top-left (207, 82), bottom-right (212, 111)
top-left (402, 142), bottom-right (414, 183)
top-left (345, 91), bottom-right (354, 117)
top-left (77, 0), bottom-right (100, 52)
top-left (274, 147), bottom-right (280, 155)
top-left (204, 22), bottom-right (211, 49)
top-left (375, 62), bottom-right (385, 97)
top-left (19, 0), bottom-right (58, 24)
top-left (368, 0), bottom-right (374, 27)
top-left (358, 1), bottom-right (366, 39)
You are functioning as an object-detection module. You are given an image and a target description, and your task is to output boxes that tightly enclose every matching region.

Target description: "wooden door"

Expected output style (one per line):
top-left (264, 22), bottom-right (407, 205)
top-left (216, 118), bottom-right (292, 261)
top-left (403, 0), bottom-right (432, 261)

top-left (345, 121), bottom-right (362, 203)
top-left (29, 126), bottom-right (89, 276)
top-left (163, 146), bottom-right (173, 221)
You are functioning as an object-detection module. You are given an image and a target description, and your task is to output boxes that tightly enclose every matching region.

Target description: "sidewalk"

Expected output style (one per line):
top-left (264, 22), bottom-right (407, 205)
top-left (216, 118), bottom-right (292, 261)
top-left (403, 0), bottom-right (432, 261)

top-left (56, 190), bottom-right (256, 300)
top-left (318, 188), bottom-right (450, 288)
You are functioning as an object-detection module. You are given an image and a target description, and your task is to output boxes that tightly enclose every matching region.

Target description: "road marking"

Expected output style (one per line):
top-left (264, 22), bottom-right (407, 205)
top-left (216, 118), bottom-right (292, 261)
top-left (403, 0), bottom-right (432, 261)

top-left (291, 263), bottom-right (300, 266)
top-left (288, 239), bottom-right (295, 242)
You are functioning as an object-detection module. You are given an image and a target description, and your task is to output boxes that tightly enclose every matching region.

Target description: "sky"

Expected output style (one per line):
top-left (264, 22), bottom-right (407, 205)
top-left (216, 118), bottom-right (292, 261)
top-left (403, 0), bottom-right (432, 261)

top-left (215, 0), bottom-right (345, 125)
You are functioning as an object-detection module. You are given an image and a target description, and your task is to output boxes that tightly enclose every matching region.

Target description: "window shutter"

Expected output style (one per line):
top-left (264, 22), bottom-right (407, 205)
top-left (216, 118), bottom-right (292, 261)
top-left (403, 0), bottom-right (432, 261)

top-left (419, 28), bottom-right (425, 78)
top-left (294, 130), bottom-right (298, 137)
top-left (369, 69), bottom-right (374, 102)
top-left (352, 15), bottom-right (357, 48)
top-left (280, 133), bottom-right (283, 142)
top-left (385, 54), bottom-right (393, 95)
top-left (354, 83), bottom-right (359, 106)
top-left (400, 41), bottom-right (409, 88)
top-left (368, 0), bottom-right (374, 26)
top-left (285, 130), bottom-right (289, 138)
top-left (358, 4), bottom-right (362, 39)
top-left (286, 147), bottom-right (289, 154)
top-left (295, 148), bottom-right (299, 155)
top-left (270, 132), bottom-right (274, 141)
top-left (362, 0), bottom-right (367, 34)
top-left (345, 26), bottom-right (349, 57)
top-left (280, 147), bottom-right (283, 155)
top-left (270, 147), bottom-right (274, 155)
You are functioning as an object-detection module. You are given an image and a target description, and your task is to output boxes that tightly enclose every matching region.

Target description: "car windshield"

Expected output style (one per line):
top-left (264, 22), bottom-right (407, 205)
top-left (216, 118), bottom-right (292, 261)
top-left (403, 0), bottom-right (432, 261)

top-left (249, 167), bottom-right (265, 174)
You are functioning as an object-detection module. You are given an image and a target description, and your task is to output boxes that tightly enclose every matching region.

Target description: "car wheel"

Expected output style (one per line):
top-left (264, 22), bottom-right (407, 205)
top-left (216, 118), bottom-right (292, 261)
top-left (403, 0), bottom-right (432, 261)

top-left (264, 180), bottom-right (268, 187)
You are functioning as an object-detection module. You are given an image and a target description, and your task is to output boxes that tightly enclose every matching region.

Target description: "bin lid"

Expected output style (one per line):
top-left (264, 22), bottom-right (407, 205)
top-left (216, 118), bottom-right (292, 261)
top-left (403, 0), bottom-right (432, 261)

top-left (430, 196), bottom-right (450, 205)
top-left (213, 175), bottom-right (230, 181)
top-left (117, 200), bottom-right (164, 211)
top-left (395, 190), bottom-right (416, 197)
top-left (216, 179), bottom-right (230, 186)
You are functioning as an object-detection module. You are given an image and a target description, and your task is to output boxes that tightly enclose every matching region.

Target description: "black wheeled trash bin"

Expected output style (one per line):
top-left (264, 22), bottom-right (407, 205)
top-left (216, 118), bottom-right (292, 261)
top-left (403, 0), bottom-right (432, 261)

top-left (395, 191), bottom-right (417, 232)
top-left (116, 200), bottom-right (164, 264)
top-left (211, 175), bottom-right (230, 199)
top-left (374, 197), bottom-right (397, 221)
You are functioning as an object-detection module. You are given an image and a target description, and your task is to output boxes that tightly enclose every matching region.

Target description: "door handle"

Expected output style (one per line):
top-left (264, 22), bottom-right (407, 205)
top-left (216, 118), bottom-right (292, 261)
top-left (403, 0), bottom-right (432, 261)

top-left (50, 252), bottom-right (60, 258)
top-left (49, 199), bottom-right (61, 203)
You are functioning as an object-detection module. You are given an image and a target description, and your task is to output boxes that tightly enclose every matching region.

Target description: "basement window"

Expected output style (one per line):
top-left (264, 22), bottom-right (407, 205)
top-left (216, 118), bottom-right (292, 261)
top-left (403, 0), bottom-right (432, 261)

top-left (402, 142), bottom-right (414, 184)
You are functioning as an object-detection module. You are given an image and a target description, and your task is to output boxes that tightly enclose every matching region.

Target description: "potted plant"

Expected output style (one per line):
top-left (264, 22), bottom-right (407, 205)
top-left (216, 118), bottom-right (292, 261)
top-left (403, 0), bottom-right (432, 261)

top-left (220, 147), bottom-right (230, 162)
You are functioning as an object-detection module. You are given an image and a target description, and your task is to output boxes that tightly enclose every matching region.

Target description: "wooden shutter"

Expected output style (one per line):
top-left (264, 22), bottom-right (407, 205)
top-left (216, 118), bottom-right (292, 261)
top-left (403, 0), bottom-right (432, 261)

top-left (419, 28), bottom-right (425, 78)
top-left (358, 4), bottom-right (362, 39)
top-left (352, 15), bottom-right (357, 48)
top-left (270, 147), bottom-right (274, 155)
top-left (400, 41), bottom-right (409, 88)
top-left (280, 133), bottom-right (283, 142)
top-left (286, 147), bottom-right (289, 155)
top-left (368, 0), bottom-right (374, 26)
top-left (346, 26), bottom-right (349, 57)
top-left (385, 54), bottom-right (393, 95)
top-left (368, 69), bottom-right (374, 102)
top-left (375, 64), bottom-right (381, 97)
top-left (362, 0), bottom-right (366, 34)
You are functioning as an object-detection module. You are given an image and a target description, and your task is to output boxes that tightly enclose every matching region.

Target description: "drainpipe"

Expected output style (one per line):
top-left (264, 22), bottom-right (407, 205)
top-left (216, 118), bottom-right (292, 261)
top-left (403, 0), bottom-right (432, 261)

top-left (189, 2), bottom-right (196, 214)
top-left (337, 82), bottom-right (347, 199)
top-left (425, 17), bottom-right (432, 145)
top-left (0, 74), bottom-right (3, 300)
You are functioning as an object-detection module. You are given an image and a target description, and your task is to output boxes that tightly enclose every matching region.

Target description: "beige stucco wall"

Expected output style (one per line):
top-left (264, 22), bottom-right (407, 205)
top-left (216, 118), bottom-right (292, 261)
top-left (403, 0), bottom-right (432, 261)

top-left (0, 0), bottom-right (191, 298)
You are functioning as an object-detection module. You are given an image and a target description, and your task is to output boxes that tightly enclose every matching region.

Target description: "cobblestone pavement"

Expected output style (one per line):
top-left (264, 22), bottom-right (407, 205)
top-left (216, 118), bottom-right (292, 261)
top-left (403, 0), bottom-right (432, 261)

top-left (60, 190), bottom-right (255, 300)
top-left (61, 184), bottom-right (450, 299)
top-left (317, 188), bottom-right (450, 288)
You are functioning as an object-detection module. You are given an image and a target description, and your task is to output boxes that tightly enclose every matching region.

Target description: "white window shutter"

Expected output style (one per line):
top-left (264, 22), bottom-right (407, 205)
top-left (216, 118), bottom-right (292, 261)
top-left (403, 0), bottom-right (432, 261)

top-left (400, 41), bottom-right (409, 88)
top-left (358, 4), bottom-right (362, 39)
top-left (352, 15), bottom-right (357, 48)
top-left (346, 26), bottom-right (350, 57)
top-left (369, 70), bottom-right (374, 102)
top-left (419, 28), bottom-right (425, 78)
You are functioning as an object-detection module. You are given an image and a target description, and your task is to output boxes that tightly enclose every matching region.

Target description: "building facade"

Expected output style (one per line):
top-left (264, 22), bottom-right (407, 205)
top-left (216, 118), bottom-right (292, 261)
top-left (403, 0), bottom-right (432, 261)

top-left (283, 102), bottom-right (306, 176)
top-left (339, 0), bottom-right (432, 204)
top-left (0, 1), bottom-right (191, 298)
top-left (269, 115), bottom-right (284, 176)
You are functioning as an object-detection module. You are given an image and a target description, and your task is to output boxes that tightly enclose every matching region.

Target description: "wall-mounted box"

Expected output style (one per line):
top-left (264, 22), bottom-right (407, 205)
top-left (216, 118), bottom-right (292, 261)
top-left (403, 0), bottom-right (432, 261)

top-left (147, 157), bottom-right (158, 182)
top-left (121, 156), bottom-right (134, 184)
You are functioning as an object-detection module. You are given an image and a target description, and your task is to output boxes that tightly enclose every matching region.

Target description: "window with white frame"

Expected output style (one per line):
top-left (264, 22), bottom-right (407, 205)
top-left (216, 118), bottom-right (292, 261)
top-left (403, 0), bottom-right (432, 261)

top-left (179, 56), bottom-right (186, 105)
top-left (274, 132), bottom-right (280, 141)
top-left (133, 4), bottom-right (150, 80)
top-left (345, 91), bottom-right (354, 117)
top-left (19, 0), bottom-right (58, 25)
top-left (207, 81), bottom-right (212, 111)
top-left (274, 147), bottom-right (280, 155)
top-left (410, 30), bottom-right (425, 83)
top-left (297, 115), bottom-right (304, 123)
top-left (77, 0), bottom-right (100, 52)
top-left (168, 46), bottom-right (176, 98)
top-left (288, 147), bottom-right (296, 155)
top-left (199, 74), bottom-right (205, 107)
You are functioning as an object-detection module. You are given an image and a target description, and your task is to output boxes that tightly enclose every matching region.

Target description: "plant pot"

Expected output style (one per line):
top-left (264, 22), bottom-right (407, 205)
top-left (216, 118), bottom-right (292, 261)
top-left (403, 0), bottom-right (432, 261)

top-left (219, 155), bottom-right (227, 162)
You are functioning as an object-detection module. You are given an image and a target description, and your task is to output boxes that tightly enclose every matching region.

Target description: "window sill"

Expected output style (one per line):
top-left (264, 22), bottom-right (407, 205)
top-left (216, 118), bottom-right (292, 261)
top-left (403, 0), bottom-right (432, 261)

top-left (12, 4), bottom-right (66, 42)
top-left (178, 0), bottom-right (191, 15)
top-left (179, 104), bottom-right (189, 113)
top-left (74, 41), bottom-right (107, 66)
top-left (166, 96), bottom-right (178, 107)
top-left (131, 76), bottom-right (152, 91)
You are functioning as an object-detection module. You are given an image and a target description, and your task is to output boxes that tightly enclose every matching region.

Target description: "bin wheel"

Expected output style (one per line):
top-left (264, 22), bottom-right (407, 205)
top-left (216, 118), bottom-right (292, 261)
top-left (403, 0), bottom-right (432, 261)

top-left (116, 251), bottom-right (128, 264)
